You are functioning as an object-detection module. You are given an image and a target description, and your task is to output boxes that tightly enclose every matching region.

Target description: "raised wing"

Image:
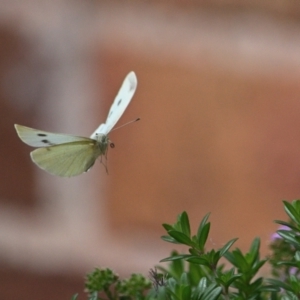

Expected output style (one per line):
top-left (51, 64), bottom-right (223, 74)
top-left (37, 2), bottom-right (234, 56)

top-left (15, 124), bottom-right (91, 147)
top-left (30, 141), bottom-right (102, 177)
top-left (90, 71), bottom-right (137, 138)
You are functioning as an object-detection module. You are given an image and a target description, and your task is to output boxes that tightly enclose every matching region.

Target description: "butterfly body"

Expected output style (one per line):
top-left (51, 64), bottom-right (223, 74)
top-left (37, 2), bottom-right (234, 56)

top-left (15, 71), bottom-right (137, 177)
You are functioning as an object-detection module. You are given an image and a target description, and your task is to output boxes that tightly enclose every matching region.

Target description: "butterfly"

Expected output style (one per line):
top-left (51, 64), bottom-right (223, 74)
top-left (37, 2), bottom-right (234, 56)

top-left (15, 71), bottom-right (138, 177)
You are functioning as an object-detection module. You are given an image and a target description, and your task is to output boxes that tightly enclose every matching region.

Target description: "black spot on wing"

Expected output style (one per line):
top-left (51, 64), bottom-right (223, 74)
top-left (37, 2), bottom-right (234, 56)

top-left (36, 134), bottom-right (55, 145)
top-left (107, 98), bottom-right (121, 120)
top-left (41, 139), bottom-right (54, 145)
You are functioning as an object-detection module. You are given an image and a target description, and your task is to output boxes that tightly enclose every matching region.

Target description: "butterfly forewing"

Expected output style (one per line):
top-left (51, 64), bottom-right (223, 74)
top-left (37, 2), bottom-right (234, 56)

top-left (90, 71), bottom-right (137, 138)
top-left (30, 141), bottom-right (104, 177)
top-left (15, 124), bottom-right (91, 147)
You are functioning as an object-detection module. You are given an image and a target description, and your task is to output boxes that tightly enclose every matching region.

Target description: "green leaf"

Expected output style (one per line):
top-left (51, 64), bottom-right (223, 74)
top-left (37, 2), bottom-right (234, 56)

top-left (249, 277), bottom-right (263, 290)
top-left (274, 220), bottom-right (298, 231)
top-left (180, 272), bottom-right (189, 285)
top-left (71, 294), bottom-right (78, 300)
top-left (283, 201), bottom-right (300, 225)
top-left (161, 235), bottom-right (181, 244)
top-left (89, 292), bottom-right (98, 300)
top-left (277, 230), bottom-right (300, 245)
top-left (198, 277), bottom-right (208, 289)
top-left (268, 279), bottom-right (294, 292)
top-left (168, 230), bottom-right (195, 246)
top-left (225, 249), bottom-right (248, 270)
top-left (219, 238), bottom-right (238, 256)
top-left (160, 254), bottom-right (191, 262)
top-left (181, 285), bottom-right (192, 299)
top-left (189, 248), bottom-right (202, 256)
top-left (180, 211), bottom-right (191, 237)
top-left (161, 252), bottom-right (185, 279)
top-left (162, 223), bottom-right (174, 231)
top-left (188, 263), bottom-right (207, 286)
top-left (186, 256), bottom-right (209, 265)
top-left (252, 259), bottom-right (267, 274)
top-left (202, 285), bottom-right (222, 300)
top-left (212, 251), bottom-right (221, 265)
top-left (224, 274), bottom-right (242, 287)
top-left (197, 223), bottom-right (210, 251)
top-left (197, 213), bottom-right (210, 240)
top-left (193, 280), bottom-right (222, 300)
top-left (248, 238), bottom-right (260, 260)
top-left (295, 251), bottom-right (300, 261)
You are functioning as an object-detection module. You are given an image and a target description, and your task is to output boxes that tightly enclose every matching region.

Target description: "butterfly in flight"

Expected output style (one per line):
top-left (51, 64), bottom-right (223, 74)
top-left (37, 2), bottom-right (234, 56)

top-left (15, 71), bottom-right (138, 177)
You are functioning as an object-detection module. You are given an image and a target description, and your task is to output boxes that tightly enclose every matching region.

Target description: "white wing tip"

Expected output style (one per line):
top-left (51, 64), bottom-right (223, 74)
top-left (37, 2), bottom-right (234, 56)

top-left (127, 71), bottom-right (137, 91)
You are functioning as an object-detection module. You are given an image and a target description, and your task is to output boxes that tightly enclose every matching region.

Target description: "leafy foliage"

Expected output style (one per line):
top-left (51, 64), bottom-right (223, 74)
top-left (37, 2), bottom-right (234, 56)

top-left (73, 200), bottom-right (300, 299)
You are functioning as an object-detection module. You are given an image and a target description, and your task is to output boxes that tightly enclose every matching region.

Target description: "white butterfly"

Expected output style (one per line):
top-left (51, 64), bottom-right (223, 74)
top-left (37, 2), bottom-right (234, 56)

top-left (15, 71), bottom-right (138, 177)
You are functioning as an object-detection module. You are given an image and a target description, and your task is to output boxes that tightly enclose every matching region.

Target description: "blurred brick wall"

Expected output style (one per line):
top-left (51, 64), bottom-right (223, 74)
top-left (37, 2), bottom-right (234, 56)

top-left (95, 13), bottom-right (300, 255)
top-left (0, 24), bottom-right (37, 206)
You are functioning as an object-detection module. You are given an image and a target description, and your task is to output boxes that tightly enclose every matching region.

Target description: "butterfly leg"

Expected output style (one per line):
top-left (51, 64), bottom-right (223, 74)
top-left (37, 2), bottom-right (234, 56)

top-left (100, 153), bottom-right (109, 174)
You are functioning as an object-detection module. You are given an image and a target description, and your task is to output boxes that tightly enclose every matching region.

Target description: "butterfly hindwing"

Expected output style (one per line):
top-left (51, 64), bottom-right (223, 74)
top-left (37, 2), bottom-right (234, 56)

top-left (15, 124), bottom-right (91, 147)
top-left (30, 141), bottom-right (103, 177)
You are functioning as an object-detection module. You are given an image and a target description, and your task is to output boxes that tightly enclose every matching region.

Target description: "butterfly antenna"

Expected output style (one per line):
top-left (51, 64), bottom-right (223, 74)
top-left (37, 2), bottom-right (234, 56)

top-left (111, 118), bottom-right (140, 132)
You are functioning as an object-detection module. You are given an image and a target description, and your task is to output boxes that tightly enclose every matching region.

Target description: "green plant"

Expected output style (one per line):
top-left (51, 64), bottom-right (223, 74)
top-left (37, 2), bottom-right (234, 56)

top-left (73, 200), bottom-right (300, 299)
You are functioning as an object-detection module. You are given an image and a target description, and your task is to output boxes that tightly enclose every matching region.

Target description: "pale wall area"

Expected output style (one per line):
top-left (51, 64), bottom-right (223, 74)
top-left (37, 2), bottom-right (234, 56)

top-left (0, 1), bottom-right (300, 294)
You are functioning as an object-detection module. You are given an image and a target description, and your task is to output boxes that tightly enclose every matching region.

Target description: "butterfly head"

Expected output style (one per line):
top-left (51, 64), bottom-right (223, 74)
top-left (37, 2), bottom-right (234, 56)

top-left (94, 133), bottom-right (110, 154)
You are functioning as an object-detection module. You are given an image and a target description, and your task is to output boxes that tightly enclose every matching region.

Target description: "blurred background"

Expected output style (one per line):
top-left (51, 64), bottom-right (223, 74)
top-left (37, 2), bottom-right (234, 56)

top-left (1, 0), bottom-right (300, 299)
